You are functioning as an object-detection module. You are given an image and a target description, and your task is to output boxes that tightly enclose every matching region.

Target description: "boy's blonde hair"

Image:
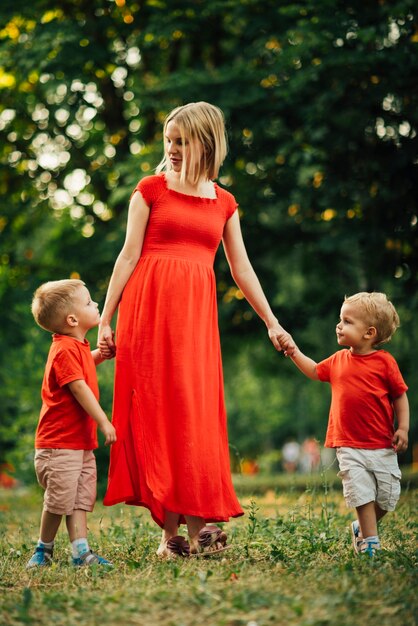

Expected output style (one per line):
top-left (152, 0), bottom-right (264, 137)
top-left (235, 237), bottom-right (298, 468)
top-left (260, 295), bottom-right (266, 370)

top-left (32, 279), bottom-right (85, 333)
top-left (156, 101), bottom-right (227, 185)
top-left (344, 292), bottom-right (400, 346)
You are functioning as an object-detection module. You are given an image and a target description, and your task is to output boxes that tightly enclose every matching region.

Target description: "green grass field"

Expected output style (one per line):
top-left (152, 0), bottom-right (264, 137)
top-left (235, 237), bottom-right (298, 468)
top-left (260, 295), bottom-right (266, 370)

top-left (0, 476), bottom-right (416, 626)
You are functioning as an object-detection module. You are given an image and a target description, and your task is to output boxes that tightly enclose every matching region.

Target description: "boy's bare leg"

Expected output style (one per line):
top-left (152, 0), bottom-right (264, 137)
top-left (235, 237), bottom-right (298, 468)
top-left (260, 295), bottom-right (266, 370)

top-left (65, 509), bottom-right (112, 565)
top-left (356, 501), bottom-right (387, 538)
top-left (26, 510), bottom-right (61, 567)
top-left (374, 503), bottom-right (387, 523)
top-left (39, 510), bottom-right (62, 543)
top-left (65, 509), bottom-right (88, 542)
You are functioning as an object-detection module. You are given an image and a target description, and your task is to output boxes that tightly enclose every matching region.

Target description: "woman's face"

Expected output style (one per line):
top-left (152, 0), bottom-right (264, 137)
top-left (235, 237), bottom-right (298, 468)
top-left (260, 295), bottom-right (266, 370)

top-left (165, 120), bottom-right (204, 176)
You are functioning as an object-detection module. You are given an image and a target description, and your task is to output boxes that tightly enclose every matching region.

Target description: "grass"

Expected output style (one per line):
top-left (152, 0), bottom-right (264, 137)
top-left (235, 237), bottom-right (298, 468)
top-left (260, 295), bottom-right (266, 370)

top-left (0, 475), bottom-right (417, 626)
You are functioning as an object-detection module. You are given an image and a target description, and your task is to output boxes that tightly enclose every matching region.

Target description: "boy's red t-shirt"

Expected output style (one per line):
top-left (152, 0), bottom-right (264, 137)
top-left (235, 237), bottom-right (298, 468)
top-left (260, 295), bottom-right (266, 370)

top-left (316, 349), bottom-right (408, 449)
top-left (35, 334), bottom-right (99, 450)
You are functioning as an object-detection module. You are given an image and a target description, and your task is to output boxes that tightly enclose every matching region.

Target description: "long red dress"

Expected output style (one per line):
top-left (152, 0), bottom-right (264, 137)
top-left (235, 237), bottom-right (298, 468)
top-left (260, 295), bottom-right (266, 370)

top-left (103, 174), bottom-right (244, 527)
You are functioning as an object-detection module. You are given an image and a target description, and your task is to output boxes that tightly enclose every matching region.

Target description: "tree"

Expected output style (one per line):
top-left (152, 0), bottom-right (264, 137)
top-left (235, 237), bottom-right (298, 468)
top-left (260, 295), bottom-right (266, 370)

top-left (1, 0), bottom-right (417, 475)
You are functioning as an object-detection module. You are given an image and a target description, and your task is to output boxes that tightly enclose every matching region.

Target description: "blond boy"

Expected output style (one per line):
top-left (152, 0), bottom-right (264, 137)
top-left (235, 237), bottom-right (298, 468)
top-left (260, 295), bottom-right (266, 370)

top-left (285, 292), bottom-right (409, 556)
top-left (27, 279), bottom-right (116, 568)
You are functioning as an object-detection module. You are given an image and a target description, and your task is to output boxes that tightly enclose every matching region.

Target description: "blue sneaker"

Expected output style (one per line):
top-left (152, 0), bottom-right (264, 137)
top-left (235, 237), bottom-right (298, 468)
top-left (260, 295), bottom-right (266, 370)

top-left (26, 545), bottom-right (53, 569)
top-left (350, 521), bottom-right (362, 554)
top-left (358, 538), bottom-right (381, 557)
top-left (72, 550), bottom-right (113, 567)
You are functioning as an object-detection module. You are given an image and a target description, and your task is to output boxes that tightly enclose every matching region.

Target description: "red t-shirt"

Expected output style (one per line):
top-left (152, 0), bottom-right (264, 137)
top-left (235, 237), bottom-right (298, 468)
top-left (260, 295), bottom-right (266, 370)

top-left (35, 334), bottom-right (99, 450)
top-left (316, 349), bottom-right (408, 449)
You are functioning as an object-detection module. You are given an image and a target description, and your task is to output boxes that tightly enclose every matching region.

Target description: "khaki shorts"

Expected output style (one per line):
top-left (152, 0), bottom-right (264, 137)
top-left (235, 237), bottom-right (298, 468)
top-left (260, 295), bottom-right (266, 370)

top-left (336, 447), bottom-right (401, 512)
top-left (35, 449), bottom-right (97, 516)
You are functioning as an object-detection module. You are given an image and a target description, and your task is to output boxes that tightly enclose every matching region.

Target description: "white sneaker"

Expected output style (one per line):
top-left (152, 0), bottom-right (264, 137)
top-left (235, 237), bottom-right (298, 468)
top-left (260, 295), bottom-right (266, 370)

top-left (358, 538), bottom-right (381, 557)
top-left (350, 521), bottom-right (362, 555)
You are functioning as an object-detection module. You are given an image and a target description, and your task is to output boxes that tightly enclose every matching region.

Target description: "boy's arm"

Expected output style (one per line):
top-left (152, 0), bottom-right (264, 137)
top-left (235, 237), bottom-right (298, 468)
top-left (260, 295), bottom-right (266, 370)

top-left (91, 348), bottom-right (112, 366)
top-left (392, 392), bottom-right (409, 453)
top-left (290, 346), bottom-right (320, 381)
top-left (67, 379), bottom-right (116, 445)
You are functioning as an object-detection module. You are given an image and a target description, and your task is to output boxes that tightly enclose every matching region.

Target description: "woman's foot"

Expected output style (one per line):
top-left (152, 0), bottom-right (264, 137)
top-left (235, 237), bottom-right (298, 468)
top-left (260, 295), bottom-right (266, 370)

top-left (157, 511), bottom-right (182, 556)
top-left (189, 525), bottom-right (229, 556)
top-left (185, 515), bottom-right (206, 553)
top-left (157, 540), bottom-right (169, 557)
top-left (157, 536), bottom-right (190, 558)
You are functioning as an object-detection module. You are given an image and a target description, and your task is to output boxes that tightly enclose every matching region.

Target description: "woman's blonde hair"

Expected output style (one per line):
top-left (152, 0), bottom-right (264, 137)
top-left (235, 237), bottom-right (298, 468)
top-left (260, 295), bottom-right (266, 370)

top-left (32, 279), bottom-right (85, 333)
top-left (344, 292), bottom-right (400, 346)
top-left (156, 101), bottom-right (227, 185)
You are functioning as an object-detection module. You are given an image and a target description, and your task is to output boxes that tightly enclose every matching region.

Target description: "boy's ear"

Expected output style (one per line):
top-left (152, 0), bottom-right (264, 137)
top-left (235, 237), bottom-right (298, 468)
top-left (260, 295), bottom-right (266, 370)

top-left (66, 313), bottom-right (78, 327)
top-left (365, 326), bottom-right (377, 340)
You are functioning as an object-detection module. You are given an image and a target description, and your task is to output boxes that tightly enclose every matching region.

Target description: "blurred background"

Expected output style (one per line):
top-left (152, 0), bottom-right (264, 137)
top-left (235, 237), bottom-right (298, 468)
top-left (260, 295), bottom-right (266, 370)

top-left (1, 0), bottom-right (417, 490)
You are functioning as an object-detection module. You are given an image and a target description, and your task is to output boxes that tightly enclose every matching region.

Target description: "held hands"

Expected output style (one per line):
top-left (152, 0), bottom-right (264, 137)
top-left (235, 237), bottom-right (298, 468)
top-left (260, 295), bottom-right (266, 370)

top-left (268, 324), bottom-right (296, 357)
top-left (392, 429), bottom-right (408, 454)
top-left (98, 322), bottom-right (116, 359)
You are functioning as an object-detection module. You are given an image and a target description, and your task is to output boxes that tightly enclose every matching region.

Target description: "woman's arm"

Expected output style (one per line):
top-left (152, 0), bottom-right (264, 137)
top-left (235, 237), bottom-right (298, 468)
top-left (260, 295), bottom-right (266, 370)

top-left (222, 210), bottom-right (295, 354)
top-left (98, 191), bottom-right (150, 356)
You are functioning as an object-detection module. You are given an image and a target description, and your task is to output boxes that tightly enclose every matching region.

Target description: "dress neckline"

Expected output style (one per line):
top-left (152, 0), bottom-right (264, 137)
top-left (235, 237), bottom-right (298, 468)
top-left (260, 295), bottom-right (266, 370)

top-left (161, 173), bottom-right (218, 202)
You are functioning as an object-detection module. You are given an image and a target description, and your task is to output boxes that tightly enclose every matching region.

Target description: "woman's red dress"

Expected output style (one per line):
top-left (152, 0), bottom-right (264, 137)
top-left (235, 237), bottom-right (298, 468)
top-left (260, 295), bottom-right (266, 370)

top-left (103, 174), bottom-right (244, 526)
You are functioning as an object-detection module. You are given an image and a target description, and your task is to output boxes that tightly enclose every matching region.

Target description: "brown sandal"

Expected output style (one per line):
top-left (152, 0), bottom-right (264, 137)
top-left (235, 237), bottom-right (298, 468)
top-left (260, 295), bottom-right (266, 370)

top-left (165, 535), bottom-right (190, 558)
top-left (190, 525), bottom-right (230, 557)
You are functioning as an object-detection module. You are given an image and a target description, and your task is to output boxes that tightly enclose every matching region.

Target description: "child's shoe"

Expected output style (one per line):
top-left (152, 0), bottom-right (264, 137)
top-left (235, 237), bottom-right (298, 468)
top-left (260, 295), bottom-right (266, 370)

top-left (26, 545), bottom-right (53, 569)
top-left (358, 537), bottom-right (381, 557)
top-left (72, 550), bottom-right (113, 567)
top-left (350, 520), bottom-right (362, 554)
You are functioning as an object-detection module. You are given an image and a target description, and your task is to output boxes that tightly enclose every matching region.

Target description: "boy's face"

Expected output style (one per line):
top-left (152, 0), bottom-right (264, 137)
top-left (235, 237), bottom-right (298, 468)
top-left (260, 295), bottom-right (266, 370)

top-left (71, 286), bottom-right (100, 332)
top-left (336, 302), bottom-right (372, 350)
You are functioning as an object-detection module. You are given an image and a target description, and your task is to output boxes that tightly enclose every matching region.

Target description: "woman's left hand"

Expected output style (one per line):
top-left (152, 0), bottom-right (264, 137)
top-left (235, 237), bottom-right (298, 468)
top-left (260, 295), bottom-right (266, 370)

top-left (268, 325), bottom-right (296, 356)
top-left (98, 322), bottom-right (116, 358)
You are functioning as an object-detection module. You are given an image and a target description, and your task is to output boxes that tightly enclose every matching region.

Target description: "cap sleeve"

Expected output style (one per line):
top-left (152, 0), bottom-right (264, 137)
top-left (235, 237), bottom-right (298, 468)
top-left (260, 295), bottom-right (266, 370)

top-left (131, 174), bottom-right (166, 207)
top-left (217, 185), bottom-right (238, 221)
top-left (226, 193), bottom-right (238, 220)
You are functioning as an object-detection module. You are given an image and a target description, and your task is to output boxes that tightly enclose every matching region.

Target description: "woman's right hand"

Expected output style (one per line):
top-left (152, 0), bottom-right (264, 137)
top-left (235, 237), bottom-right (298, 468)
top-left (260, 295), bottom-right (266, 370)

top-left (98, 322), bottom-right (116, 358)
top-left (268, 324), bottom-right (296, 356)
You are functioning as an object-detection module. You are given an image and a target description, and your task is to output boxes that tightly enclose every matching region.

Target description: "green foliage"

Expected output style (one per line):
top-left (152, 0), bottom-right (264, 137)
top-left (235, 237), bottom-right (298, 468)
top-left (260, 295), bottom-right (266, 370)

top-left (0, 486), bottom-right (417, 625)
top-left (0, 0), bottom-right (417, 475)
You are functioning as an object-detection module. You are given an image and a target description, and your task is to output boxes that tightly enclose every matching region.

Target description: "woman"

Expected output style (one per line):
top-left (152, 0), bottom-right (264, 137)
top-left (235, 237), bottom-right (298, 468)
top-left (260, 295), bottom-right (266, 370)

top-left (98, 101), bottom-right (294, 557)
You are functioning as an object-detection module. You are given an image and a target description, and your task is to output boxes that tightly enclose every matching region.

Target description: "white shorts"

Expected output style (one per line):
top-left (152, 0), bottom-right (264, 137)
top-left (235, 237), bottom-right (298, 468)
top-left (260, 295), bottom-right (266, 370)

top-left (336, 447), bottom-right (401, 511)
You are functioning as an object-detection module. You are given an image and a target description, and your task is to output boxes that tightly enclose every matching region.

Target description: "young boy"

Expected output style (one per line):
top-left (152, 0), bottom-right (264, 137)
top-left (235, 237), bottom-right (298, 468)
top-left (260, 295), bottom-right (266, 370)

top-left (27, 279), bottom-right (117, 569)
top-left (285, 292), bottom-right (409, 556)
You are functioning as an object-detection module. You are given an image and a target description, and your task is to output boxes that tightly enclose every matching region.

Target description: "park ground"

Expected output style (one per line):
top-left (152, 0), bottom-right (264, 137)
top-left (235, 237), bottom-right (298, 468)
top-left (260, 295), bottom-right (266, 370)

top-left (0, 473), bottom-right (417, 626)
